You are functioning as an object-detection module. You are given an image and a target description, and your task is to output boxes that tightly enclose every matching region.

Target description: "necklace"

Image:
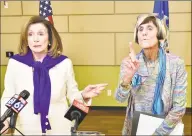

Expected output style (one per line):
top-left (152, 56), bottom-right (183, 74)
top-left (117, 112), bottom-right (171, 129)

top-left (143, 55), bottom-right (159, 75)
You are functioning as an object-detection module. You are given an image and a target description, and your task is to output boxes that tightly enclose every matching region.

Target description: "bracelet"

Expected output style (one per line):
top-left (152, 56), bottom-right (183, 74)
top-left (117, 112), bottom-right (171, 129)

top-left (120, 79), bottom-right (132, 90)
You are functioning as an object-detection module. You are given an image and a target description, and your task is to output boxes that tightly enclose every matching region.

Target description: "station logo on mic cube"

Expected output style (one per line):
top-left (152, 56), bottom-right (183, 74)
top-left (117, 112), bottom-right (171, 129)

top-left (73, 100), bottom-right (89, 113)
top-left (5, 94), bottom-right (19, 108)
top-left (6, 94), bottom-right (28, 113)
top-left (11, 97), bottom-right (28, 113)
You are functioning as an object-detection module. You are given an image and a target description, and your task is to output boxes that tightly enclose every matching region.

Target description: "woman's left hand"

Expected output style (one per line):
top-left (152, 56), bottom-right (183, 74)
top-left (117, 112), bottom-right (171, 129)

top-left (81, 83), bottom-right (108, 100)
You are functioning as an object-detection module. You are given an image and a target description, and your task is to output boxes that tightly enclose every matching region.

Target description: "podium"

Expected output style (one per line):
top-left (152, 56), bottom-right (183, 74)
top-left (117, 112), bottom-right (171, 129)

top-left (72, 131), bottom-right (105, 136)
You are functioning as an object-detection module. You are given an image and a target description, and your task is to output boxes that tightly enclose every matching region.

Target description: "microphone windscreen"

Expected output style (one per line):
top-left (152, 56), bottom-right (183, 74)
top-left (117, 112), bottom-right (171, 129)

top-left (64, 100), bottom-right (89, 125)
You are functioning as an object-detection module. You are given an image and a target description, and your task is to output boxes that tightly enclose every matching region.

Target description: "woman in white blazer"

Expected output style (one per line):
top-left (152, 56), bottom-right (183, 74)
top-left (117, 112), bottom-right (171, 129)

top-left (1, 16), bottom-right (107, 135)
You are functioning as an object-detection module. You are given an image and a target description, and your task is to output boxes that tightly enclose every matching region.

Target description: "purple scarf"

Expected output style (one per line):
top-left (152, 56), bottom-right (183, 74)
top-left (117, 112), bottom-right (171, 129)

top-left (11, 49), bottom-right (67, 133)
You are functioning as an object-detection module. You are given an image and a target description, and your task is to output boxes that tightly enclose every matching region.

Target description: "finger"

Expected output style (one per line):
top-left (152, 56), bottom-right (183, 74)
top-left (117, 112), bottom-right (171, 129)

top-left (92, 90), bottom-right (101, 97)
top-left (129, 42), bottom-right (135, 53)
top-left (94, 87), bottom-right (105, 93)
top-left (135, 60), bottom-right (140, 67)
top-left (122, 61), bottom-right (132, 69)
top-left (122, 57), bottom-right (133, 66)
top-left (129, 52), bottom-right (136, 63)
top-left (94, 90), bottom-right (101, 95)
top-left (95, 83), bottom-right (108, 87)
top-left (128, 60), bottom-right (136, 70)
top-left (121, 62), bottom-right (128, 70)
top-left (129, 42), bottom-right (136, 62)
top-left (122, 57), bottom-right (131, 63)
top-left (126, 62), bottom-right (132, 68)
top-left (87, 85), bottom-right (97, 89)
top-left (123, 66), bottom-right (133, 73)
top-left (135, 59), bottom-right (139, 63)
top-left (91, 92), bottom-right (99, 97)
top-left (132, 59), bottom-right (139, 68)
top-left (94, 90), bottom-right (102, 94)
top-left (122, 57), bottom-right (131, 68)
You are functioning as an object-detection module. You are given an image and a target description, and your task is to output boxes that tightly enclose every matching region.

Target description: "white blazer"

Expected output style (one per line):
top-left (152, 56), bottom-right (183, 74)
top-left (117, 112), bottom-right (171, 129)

top-left (1, 58), bottom-right (90, 135)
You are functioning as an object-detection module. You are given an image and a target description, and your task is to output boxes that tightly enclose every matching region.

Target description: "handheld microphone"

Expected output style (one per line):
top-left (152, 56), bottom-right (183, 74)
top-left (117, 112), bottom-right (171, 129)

top-left (64, 99), bottom-right (89, 133)
top-left (0, 90), bottom-right (30, 125)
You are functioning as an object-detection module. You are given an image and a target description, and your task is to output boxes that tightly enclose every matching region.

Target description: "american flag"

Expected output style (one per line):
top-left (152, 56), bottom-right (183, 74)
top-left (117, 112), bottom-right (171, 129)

top-left (39, 0), bottom-right (54, 24)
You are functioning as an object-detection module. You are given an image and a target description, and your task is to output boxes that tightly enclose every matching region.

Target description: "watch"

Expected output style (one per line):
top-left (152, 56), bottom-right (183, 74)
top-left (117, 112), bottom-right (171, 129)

top-left (120, 79), bottom-right (132, 90)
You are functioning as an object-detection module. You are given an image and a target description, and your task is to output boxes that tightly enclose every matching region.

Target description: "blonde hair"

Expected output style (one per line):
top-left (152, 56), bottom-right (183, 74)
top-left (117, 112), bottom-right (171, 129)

top-left (18, 16), bottom-right (63, 57)
top-left (134, 14), bottom-right (169, 45)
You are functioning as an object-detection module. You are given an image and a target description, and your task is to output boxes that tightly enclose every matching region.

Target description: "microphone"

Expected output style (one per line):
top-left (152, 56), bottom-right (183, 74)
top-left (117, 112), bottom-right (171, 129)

top-left (0, 90), bottom-right (30, 126)
top-left (64, 99), bottom-right (89, 133)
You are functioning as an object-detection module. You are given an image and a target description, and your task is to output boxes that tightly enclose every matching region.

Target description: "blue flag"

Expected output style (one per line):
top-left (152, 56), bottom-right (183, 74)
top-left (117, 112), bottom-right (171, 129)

top-left (153, 0), bottom-right (169, 28)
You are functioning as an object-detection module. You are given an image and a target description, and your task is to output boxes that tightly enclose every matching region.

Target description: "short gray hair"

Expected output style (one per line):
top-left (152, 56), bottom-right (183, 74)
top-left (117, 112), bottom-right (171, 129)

top-left (133, 13), bottom-right (169, 44)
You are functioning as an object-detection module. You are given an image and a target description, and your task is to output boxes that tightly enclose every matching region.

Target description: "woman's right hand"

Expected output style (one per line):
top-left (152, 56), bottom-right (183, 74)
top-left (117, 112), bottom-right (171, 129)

top-left (0, 120), bottom-right (9, 134)
top-left (120, 42), bottom-right (140, 84)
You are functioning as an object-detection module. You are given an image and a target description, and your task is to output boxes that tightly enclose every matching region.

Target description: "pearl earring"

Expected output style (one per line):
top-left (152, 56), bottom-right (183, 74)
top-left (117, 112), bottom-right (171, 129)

top-left (48, 43), bottom-right (51, 46)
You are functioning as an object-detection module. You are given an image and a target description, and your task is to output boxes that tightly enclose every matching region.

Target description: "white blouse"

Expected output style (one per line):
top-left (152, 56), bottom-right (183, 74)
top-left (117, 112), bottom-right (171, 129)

top-left (1, 58), bottom-right (90, 135)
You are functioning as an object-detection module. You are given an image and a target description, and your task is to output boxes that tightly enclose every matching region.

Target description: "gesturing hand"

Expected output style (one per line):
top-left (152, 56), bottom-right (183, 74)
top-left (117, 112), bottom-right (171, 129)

top-left (81, 83), bottom-right (108, 100)
top-left (121, 42), bottom-right (140, 84)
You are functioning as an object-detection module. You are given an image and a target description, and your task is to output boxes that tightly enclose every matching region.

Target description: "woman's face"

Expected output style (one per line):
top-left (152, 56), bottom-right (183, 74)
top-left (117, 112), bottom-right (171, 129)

top-left (27, 23), bottom-right (49, 54)
top-left (137, 21), bottom-right (158, 48)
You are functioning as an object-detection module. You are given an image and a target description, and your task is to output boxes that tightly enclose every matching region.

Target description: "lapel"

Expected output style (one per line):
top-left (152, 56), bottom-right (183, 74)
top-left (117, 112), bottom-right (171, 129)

top-left (136, 52), bottom-right (149, 77)
top-left (161, 54), bottom-right (172, 113)
top-left (136, 52), bottom-right (160, 85)
top-left (136, 52), bottom-right (172, 113)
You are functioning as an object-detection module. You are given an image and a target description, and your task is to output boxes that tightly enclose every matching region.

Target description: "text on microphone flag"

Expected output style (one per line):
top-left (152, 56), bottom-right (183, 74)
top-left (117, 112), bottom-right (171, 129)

top-left (73, 100), bottom-right (89, 114)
